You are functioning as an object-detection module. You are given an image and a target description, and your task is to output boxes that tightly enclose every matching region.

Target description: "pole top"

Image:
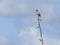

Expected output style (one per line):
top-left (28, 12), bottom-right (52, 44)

top-left (36, 9), bottom-right (41, 17)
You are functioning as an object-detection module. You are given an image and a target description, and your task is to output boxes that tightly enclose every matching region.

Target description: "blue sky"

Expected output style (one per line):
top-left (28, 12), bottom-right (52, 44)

top-left (0, 0), bottom-right (60, 45)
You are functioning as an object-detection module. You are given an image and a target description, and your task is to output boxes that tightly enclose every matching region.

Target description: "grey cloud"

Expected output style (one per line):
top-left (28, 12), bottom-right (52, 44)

top-left (0, 0), bottom-right (28, 15)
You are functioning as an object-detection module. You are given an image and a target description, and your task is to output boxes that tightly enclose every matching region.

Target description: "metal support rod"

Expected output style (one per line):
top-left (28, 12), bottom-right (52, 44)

top-left (38, 16), bottom-right (44, 45)
top-left (36, 9), bottom-right (44, 45)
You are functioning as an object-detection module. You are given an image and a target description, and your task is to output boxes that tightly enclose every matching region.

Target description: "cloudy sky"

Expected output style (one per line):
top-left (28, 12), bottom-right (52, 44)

top-left (0, 0), bottom-right (60, 45)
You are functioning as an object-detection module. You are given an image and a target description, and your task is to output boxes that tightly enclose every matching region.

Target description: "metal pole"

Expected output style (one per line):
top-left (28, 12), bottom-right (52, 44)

top-left (36, 9), bottom-right (44, 45)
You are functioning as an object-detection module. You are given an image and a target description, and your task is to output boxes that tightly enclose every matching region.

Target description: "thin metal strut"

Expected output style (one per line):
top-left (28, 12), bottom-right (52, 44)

top-left (36, 9), bottom-right (44, 45)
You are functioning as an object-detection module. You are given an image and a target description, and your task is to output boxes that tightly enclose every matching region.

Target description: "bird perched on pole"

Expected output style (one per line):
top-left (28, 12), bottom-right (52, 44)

top-left (36, 9), bottom-right (41, 17)
top-left (36, 9), bottom-right (41, 21)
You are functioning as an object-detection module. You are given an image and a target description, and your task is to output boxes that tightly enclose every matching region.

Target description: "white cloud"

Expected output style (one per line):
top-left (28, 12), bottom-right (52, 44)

top-left (18, 27), bottom-right (40, 45)
top-left (44, 36), bottom-right (60, 45)
top-left (18, 27), bottom-right (60, 45)
top-left (0, 36), bottom-right (8, 45)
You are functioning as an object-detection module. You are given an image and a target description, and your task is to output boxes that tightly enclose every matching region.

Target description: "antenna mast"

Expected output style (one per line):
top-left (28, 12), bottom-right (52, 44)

top-left (36, 9), bottom-right (44, 45)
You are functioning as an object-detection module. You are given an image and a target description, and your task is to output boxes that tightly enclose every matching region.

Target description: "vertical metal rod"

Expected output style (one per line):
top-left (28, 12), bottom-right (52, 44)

top-left (36, 9), bottom-right (44, 45)
top-left (38, 16), bottom-right (44, 45)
